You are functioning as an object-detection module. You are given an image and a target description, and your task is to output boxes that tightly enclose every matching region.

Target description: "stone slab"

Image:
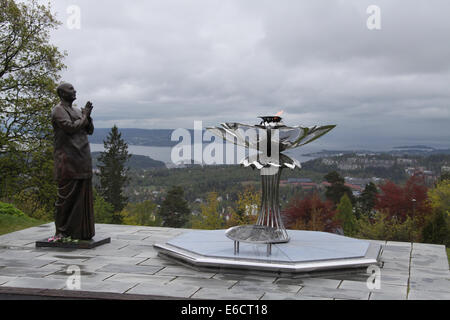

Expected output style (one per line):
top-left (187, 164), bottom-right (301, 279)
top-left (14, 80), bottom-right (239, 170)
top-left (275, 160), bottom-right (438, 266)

top-left (0, 277), bottom-right (66, 290)
top-left (261, 292), bottom-right (333, 300)
top-left (191, 287), bottom-right (263, 300)
top-left (126, 283), bottom-right (200, 298)
top-left (408, 290), bottom-right (450, 300)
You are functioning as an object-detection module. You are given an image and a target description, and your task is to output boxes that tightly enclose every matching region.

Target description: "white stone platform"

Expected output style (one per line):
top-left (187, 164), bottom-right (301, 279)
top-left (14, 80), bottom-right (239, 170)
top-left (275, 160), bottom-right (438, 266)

top-left (0, 223), bottom-right (449, 300)
top-left (154, 230), bottom-right (381, 274)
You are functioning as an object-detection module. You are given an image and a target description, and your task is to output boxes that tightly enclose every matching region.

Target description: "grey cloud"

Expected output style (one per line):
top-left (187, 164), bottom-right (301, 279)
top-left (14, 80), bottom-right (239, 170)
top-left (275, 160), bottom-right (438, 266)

top-left (43, 0), bottom-right (450, 149)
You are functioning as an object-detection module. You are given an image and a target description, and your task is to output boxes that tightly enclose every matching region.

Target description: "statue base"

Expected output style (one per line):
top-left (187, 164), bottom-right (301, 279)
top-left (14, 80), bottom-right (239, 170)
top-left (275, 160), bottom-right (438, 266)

top-left (35, 237), bottom-right (111, 249)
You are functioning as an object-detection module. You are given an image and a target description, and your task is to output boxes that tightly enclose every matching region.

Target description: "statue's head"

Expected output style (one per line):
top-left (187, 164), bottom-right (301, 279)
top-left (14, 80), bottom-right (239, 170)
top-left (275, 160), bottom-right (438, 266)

top-left (57, 83), bottom-right (77, 103)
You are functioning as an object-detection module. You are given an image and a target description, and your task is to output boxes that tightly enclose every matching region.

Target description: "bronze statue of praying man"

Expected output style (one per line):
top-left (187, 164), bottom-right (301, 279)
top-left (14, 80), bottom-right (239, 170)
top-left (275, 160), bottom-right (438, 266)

top-left (51, 83), bottom-right (95, 241)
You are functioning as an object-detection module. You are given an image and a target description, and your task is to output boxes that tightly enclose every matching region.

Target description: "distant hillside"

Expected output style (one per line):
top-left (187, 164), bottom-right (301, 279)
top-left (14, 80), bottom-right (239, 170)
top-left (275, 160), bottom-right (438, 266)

top-left (303, 147), bottom-right (450, 157)
top-left (393, 145), bottom-right (435, 150)
top-left (89, 128), bottom-right (207, 147)
top-left (90, 128), bottom-right (179, 147)
top-left (91, 152), bottom-right (166, 169)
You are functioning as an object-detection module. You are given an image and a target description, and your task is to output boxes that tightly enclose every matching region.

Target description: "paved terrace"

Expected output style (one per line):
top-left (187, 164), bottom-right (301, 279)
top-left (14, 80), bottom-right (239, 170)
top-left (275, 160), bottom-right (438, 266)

top-left (0, 223), bottom-right (448, 300)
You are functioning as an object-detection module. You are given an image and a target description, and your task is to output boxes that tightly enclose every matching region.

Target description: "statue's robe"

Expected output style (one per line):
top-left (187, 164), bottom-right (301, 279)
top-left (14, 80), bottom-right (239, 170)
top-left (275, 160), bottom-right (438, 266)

top-left (51, 103), bottom-right (95, 240)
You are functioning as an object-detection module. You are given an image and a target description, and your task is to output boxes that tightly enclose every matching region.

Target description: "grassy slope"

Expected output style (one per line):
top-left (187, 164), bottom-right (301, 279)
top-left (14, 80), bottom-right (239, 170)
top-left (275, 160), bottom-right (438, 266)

top-left (0, 214), bottom-right (46, 236)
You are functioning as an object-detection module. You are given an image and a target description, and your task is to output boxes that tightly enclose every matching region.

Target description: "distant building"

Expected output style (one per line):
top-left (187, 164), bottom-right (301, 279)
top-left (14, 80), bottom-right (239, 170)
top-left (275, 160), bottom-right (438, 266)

top-left (322, 158), bottom-right (336, 166)
top-left (287, 178), bottom-right (312, 183)
top-left (280, 179), bottom-right (318, 190)
top-left (397, 158), bottom-right (415, 165)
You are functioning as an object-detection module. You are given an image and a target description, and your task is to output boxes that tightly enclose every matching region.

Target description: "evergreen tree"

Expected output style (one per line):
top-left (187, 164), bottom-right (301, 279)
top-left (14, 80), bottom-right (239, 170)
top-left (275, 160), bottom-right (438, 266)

top-left (324, 171), bottom-right (355, 205)
top-left (358, 182), bottom-right (378, 217)
top-left (335, 193), bottom-right (357, 236)
top-left (97, 125), bottom-right (131, 223)
top-left (159, 186), bottom-right (190, 228)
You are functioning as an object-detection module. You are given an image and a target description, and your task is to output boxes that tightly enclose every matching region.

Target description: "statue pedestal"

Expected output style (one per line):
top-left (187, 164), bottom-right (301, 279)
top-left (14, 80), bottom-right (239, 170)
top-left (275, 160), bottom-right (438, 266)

top-left (35, 237), bottom-right (111, 249)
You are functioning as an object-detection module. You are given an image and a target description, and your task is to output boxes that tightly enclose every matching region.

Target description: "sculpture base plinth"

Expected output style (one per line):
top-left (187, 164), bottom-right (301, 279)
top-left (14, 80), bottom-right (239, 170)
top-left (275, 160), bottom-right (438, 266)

top-left (35, 237), bottom-right (111, 249)
top-left (154, 230), bottom-right (381, 276)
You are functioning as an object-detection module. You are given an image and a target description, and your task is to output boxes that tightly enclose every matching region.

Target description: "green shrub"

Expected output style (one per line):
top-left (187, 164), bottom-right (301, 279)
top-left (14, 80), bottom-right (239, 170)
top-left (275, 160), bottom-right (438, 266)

top-left (0, 202), bottom-right (25, 217)
top-left (356, 211), bottom-right (421, 242)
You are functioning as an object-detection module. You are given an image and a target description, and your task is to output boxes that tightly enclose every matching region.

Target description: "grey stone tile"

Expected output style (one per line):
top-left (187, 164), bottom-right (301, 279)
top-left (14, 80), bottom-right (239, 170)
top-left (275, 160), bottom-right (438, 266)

top-left (0, 258), bottom-right (55, 268)
top-left (0, 276), bottom-right (17, 285)
top-left (275, 277), bottom-right (341, 289)
top-left (113, 234), bottom-right (149, 241)
top-left (133, 250), bottom-right (160, 258)
top-left (137, 257), bottom-right (178, 267)
top-left (0, 249), bottom-right (46, 259)
top-left (156, 266), bottom-right (215, 279)
top-left (213, 273), bottom-right (276, 283)
top-left (42, 261), bottom-right (109, 273)
top-left (368, 240), bottom-right (386, 246)
top-left (408, 290), bottom-right (450, 300)
top-left (412, 243), bottom-right (446, 251)
top-left (232, 280), bottom-right (301, 295)
top-left (127, 282), bottom-right (200, 298)
top-left (105, 273), bottom-right (175, 285)
top-left (1, 239), bottom-right (41, 246)
top-left (1, 277), bottom-right (66, 290)
top-left (382, 245), bottom-right (411, 253)
top-left (72, 241), bottom-right (130, 253)
top-left (119, 244), bottom-right (157, 252)
top-left (298, 287), bottom-right (370, 300)
top-left (84, 248), bottom-right (141, 258)
top-left (369, 291), bottom-right (407, 300)
top-left (261, 292), bottom-right (332, 300)
top-left (35, 253), bottom-right (92, 264)
top-left (380, 250), bottom-right (411, 261)
top-left (43, 265), bottom-right (114, 282)
top-left (169, 276), bottom-right (236, 289)
top-left (410, 267), bottom-right (450, 280)
top-left (0, 266), bottom-right (61, 278)
top-left (409, 278), bottom-right (450, 293)
top-left (67, 280), bottom-right (138, 293)
top-left (144, 236), bottom-right (181, 244)
top-left (316, 269), bottom-right (375, 282)
top-left (377, 273), bottom-right (409, 287)
top-left (33, 247), bottom-right (81, 255)
top-left (339, 280), bottom-right (407, 298)
top-left (385, 241), bottom-right (412, 249)
top-left (382, 259), bottom-right (410, 271)
top-left (86, 256), bottom-right (148, 266)
top-left (96, 263), bottom-right (163, 275)
top-left (191, 287), bottom-right (263, 300)
top-left (411, 254), bottom-right (449, 270)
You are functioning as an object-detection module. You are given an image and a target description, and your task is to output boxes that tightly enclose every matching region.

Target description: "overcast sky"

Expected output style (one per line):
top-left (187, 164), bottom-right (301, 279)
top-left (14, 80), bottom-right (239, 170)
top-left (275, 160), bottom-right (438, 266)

top-left (43, 0), bottom-right (450, 149)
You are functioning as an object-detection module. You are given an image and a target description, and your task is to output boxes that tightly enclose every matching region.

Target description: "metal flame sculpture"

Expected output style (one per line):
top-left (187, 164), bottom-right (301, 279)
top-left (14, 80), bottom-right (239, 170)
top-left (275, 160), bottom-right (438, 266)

top-left (207, 115), bottom-right (336, 247)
